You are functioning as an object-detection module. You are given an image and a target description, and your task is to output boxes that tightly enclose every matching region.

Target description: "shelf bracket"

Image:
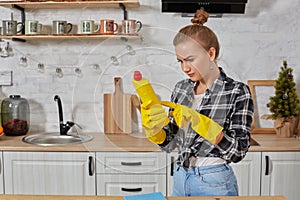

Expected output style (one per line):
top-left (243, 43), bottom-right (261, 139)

top-left (11, 4), bottom-right (26, 42)
top-left (119, 3), bottom-right (128, 20)
top-left (11, 4), bottom-right (25, 34)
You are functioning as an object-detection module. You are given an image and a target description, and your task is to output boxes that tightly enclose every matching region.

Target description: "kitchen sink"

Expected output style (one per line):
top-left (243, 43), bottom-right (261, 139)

top-left (22, 132), bottom-right (93, 146)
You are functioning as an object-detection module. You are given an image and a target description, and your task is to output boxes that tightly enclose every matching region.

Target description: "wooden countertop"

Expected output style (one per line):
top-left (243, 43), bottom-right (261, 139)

top-left (0, 194), bottom-right (286, 200)
top-left (0, 132), bottom-right (160, 152)
top-left (250, 133), bottom-right (300, 151)
top-left (0, 132), bottom-right (299, 152)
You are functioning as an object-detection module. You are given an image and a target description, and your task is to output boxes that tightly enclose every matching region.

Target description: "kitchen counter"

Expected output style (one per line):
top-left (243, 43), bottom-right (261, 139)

top-left (0, 194), bottom-right (286, 200)
top-left (0, 132), bottom-right (299, 152)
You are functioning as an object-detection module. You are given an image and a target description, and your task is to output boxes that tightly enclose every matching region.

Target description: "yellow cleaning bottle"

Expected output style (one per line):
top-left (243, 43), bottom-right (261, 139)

top-left (132, 71), bottom-right (160, 108)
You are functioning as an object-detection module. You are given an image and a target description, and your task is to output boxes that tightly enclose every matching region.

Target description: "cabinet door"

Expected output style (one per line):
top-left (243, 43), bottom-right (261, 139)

top-left (3, 152), bottom-right (96, 195)
top-left (167, 152), bottom-right (261, 196)
top-left (0, 152), bottom-right (3, 194)
top-left (97, 174), bottom-right (166, 196)
top-left (231, 152), bottom-right (261, 196)
top-left (166, 152), bottom-right (177, 196)
top-left (261, 152), bottom-right (300, 200)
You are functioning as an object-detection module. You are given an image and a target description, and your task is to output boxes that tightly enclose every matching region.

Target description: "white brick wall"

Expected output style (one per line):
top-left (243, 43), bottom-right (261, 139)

top-left (0, 0), bottom-right (299, 133)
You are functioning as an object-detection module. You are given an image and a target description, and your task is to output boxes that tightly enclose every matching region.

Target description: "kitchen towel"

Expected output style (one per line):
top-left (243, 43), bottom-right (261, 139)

top-left (124, 192), bottom-right (166, 200)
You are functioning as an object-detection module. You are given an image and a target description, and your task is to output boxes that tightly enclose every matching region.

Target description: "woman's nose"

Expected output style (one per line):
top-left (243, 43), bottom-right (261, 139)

top-left (182, 61), bottom-right (190, 72)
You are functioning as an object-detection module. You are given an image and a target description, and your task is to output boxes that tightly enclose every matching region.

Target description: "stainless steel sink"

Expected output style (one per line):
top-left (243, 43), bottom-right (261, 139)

top-left (22, 132), bottom-right (93, 146)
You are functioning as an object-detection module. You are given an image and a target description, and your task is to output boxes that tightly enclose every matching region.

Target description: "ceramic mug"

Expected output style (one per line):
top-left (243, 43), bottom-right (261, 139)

top-left (80, 20), bottom-right (100, 34)
top-left (2, 20), bottom-right (23, 35)
top-left (121, 20), bottom-right (142, 34)
top-left (25, 20), bottom-right (39, 34)
top-left (52, 20), bottom-right (73, 34)
top-left (37, 23), bottom-right (44, 34)
top-left (100, 19), bottom-right (118, 35)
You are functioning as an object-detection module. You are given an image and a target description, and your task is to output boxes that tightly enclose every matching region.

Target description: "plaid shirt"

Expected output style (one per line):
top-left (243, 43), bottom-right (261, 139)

top-left (159, 68), bottom-right (254, 167)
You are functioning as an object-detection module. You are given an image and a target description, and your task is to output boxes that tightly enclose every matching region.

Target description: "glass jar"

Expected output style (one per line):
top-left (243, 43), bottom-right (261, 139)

top-left (1, 95), bottom-right (30, 136)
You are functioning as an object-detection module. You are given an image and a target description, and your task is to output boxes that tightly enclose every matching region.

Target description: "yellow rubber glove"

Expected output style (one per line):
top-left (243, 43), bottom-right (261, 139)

top-left (141, 101), bottom-right (170, 144)
top-left (161, 101), bottom-right (223, 144)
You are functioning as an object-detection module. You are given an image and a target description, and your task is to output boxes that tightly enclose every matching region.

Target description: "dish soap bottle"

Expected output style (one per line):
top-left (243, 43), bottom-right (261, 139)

top-left (1, 95), bottom-right (30, 136)
top-left (132, 71), bottom-right (160, 107)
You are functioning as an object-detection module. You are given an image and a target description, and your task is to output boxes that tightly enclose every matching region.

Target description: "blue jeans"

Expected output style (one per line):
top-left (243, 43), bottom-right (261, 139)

top-left (172, 164), bottom-right (239, 196)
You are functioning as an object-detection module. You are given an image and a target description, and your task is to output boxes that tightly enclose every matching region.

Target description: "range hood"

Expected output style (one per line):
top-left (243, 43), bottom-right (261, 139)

top-left (162, 0), bottom-right (248, 14)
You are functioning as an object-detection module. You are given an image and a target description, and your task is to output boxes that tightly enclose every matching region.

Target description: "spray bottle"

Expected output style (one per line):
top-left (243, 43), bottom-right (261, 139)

top-left (132, 71), bottom-right (160, 108)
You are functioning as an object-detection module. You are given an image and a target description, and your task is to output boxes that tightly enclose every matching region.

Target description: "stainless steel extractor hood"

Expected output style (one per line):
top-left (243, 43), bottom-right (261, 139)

top-left (162, 0), bottom-right (248, 14)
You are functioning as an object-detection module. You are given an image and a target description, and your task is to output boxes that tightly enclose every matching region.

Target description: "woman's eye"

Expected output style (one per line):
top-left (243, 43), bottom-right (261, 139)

top-left (177, 59), bottom-right (182, 63)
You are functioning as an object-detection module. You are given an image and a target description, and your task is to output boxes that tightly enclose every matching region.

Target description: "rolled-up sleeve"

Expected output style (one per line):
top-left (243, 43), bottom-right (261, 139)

top-left (217, 84), bottom-right (254, 163)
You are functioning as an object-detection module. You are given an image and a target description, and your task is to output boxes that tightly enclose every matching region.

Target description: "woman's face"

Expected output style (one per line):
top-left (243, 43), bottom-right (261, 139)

top-left (175, 39), bottom-right (213, 83)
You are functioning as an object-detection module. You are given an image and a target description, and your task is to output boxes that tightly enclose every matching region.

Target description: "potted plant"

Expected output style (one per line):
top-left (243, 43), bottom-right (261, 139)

top-left (268, 60), bottom-right (300, 137)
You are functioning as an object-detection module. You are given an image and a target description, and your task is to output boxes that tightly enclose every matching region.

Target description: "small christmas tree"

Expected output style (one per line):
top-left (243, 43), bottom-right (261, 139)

top-left (268, 60), bottom-right (300, 137)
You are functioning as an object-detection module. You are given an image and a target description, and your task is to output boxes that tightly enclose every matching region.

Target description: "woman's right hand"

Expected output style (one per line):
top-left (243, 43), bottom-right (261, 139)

top-left (141, 103), bottom-right (169, 144)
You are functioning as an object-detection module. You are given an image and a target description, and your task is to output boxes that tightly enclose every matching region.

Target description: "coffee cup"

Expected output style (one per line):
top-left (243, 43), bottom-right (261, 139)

top-left (2, 20), bottom-right (23, 35)
top-left (52, 20), bottom-right (73, 34)
top-left (80, 20), bottom-right (100, 34)
top-left (25, 20), bottom-right (40, 34)
top-left (37, 23), bottom-right (44, 34)
top-left (100, 19), bottom-right (118, 35)
top-left (121, 20), bottom-right (142, 34)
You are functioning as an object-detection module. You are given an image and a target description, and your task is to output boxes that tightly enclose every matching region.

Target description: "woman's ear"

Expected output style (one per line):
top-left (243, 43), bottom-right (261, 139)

top-left (208, 47), bottom-right (216, 62)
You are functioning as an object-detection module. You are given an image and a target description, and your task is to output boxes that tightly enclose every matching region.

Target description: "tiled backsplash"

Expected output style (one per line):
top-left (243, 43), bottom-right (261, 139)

top-left (0, 0), bottom-right (299, 133)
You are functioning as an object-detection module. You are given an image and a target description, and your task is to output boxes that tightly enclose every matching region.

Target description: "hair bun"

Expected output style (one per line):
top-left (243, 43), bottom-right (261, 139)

top-left (191, 9), bottom-right (209, 26)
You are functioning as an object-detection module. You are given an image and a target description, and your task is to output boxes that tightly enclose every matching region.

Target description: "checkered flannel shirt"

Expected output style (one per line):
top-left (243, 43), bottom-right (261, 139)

top-left (159, 68), bottom-right (254, 167)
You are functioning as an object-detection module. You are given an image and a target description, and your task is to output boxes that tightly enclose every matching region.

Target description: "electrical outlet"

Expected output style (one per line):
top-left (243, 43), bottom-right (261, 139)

top-left (0, 70), bottom-right (13, 86)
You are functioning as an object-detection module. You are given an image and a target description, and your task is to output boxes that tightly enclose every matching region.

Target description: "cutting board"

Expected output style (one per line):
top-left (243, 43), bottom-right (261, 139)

top-left (104, 77), bottom-right (135, 133)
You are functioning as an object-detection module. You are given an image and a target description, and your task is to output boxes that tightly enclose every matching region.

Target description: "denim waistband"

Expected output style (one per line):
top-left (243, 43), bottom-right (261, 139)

top-left (176, 163), bottom-right (230, 175)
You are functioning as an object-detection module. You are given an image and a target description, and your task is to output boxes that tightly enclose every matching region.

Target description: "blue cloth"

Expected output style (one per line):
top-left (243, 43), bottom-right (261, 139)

top-left (124, 192), bottom-right (166, 200)
top-left (172, 163), bottom-right (239, 196)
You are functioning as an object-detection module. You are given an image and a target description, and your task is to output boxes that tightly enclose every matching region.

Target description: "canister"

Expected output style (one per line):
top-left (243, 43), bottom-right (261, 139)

top-left (1, 95), bottom-right (30, 136)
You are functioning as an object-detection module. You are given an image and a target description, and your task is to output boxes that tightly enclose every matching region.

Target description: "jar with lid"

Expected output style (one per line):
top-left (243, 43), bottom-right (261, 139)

top-left (1, 95), bottom-right (30, 136)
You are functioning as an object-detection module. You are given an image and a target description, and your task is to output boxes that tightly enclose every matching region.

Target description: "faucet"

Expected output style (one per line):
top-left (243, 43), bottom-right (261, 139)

top-left (54, 95), bottom-right (75, 135)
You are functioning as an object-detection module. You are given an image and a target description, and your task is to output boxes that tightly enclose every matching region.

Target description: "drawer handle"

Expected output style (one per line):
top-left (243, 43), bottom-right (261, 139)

top-left (265, 155), bottom-right (270, 176)
top-left (88, 156), bottom-right (94, 176)
top-left (121, 187), bottom-right (142, 192)
top-left (170, 156), bottom-right (175, 176)
top-left (121, 161), bottom-right (142, 166)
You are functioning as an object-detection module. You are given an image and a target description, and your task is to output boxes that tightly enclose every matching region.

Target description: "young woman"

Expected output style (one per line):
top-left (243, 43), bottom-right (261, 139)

top-left (141, 9), bottom-right (254, 196)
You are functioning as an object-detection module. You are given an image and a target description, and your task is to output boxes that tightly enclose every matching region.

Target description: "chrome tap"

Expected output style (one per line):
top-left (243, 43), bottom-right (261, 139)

top-left (54, 95), bottom-right (75, 135)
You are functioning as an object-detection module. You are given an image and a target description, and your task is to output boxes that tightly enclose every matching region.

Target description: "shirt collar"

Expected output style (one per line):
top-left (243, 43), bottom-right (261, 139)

top-left (209, 67), bottom-right (233, 94)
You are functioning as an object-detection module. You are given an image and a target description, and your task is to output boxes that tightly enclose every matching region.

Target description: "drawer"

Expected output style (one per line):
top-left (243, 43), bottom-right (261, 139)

top-left (96, 152), bottom-right (166, 174)
top-left (96, 174), bottom-right (166, 196)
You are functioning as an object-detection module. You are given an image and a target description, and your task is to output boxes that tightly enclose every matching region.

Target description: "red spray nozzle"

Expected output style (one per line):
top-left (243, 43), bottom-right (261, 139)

top-left (133, 71), bottom-right (142, 81)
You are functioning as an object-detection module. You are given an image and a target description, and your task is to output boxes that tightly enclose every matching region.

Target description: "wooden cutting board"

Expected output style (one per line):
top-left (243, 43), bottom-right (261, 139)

top-left (104, 77), bottom-right (135, 133)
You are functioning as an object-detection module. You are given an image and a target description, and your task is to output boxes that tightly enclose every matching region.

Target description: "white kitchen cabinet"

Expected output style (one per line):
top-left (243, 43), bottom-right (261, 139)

top-left (0, 152), bottom-right (3, 194)
top-left (231, 152), bottom-right (261, 196)
top-left (167, 152), bottom-right (261, 196)
top-left (166, 152), bottom-right (177, 196)
top-left (261, 152), bottom-right (300, 200)
top-left (96, 152), bottom-right (167, 196)
top-left (3, 151), bottom-right (96, 195)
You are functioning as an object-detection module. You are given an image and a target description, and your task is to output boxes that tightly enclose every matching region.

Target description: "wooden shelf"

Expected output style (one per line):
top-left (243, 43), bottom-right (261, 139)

top-left (0, 34), bottom-right (141, 41)
top-left (0, 0), bottom-right (140, 9)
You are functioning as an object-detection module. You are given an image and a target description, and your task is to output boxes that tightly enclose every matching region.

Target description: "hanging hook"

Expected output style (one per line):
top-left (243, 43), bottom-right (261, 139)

top-left (19, 56), bottom-right (28, 67)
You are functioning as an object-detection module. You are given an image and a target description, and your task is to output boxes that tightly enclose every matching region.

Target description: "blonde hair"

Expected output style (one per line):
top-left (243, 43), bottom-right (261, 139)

top-left (173, 9), bottom-right (220, 59)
